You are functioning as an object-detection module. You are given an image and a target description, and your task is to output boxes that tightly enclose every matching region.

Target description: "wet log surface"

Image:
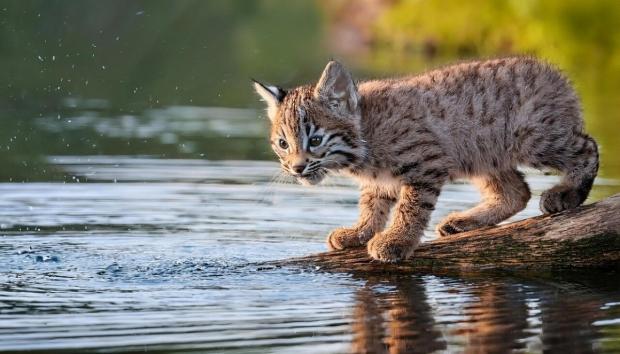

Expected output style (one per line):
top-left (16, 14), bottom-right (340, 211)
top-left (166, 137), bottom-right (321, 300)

top-left (269, 194), bottom-right (620, 275)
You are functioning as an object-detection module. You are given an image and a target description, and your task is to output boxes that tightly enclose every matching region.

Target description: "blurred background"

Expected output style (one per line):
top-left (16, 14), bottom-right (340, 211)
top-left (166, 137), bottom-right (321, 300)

top-left (1, 0), bottom-right (619, 188)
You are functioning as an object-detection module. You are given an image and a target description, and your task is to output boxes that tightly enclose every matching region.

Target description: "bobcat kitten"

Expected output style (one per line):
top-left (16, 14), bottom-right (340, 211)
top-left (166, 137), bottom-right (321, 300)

top-left (253, 57), bottom-right (598, 262)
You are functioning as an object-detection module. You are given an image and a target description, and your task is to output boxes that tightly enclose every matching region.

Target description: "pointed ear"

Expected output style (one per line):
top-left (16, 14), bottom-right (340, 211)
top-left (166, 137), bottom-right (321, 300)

top-left (313, 61), bottom-right (359, 115)
top-left (252, 79), bottom-right (286, 122)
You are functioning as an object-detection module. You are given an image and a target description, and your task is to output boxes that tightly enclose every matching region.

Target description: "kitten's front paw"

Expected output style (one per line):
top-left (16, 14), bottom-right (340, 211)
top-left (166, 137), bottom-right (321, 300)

top-left (436, 214), bottom-right (485, 237)
top-left (367, 232), bottom-right (417, 263)
top-left (326, 227), bottom-right (371, 251)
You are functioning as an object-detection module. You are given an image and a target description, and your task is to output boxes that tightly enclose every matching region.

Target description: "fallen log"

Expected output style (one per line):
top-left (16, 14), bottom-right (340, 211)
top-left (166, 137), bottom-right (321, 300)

top-left (271, 193), bottom-right (620, 274)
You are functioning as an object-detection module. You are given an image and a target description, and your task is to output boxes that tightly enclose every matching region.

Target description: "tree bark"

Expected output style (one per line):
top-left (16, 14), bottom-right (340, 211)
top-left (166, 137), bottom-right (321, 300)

top-left (270, 194), bottom-right (620, 275)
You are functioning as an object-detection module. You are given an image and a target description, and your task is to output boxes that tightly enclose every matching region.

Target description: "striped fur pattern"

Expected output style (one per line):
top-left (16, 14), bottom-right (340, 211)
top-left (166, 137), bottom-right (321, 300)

top-left (253, 57), bottom-right (599, 262)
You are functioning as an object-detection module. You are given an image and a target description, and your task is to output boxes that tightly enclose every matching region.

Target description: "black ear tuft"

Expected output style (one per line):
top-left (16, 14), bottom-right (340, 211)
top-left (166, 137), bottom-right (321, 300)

top-left (251, 78), bottom-right (287, 102)
top-left (274, 86), bottom-right (287, 102)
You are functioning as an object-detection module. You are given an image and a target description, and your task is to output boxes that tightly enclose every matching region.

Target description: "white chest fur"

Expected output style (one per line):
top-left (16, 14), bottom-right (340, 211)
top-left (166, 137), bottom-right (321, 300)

top-left (345, 170), bottom-right (402, 198)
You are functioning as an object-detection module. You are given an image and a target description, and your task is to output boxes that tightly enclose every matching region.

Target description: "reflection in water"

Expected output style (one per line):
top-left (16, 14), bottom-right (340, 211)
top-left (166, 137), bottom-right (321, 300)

top-left (541, 289), bottom-right (604, 353)
top-left (351, 278), bottom-right (446, 354)
top-left (348, 275), bottom-right (614, 354)
top-left (462, 283), bottom-right (529, 353)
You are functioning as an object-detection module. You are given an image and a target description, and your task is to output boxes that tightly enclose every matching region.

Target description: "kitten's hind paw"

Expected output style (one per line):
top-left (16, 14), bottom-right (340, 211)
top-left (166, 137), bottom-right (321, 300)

top-left (540, 186), bottom-right (584, 214)
top-left (436, 215), bottom-right (483, 237)
top-left (326, 227), bottom-right (369, 251)
top-left (437, 214), bottom-right (499, 237)
top-left (436, 220), bottom-right (465, 237)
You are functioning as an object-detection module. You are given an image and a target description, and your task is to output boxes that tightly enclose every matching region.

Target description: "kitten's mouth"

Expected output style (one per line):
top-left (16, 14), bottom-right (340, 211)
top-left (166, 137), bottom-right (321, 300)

top-left (295, 170), bottom-right (326, 186)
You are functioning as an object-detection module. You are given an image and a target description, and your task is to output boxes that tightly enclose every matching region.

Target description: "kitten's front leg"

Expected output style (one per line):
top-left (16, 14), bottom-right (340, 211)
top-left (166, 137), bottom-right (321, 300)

top-left (367, 182), bottom-right (442, 262)
top-left (327, 187), bottom-right (395, 250)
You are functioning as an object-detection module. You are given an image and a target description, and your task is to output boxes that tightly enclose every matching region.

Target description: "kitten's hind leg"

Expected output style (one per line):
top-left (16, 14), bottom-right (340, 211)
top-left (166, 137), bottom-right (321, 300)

top-left (437, 169), bottom-right (531, 236)
top-left (539, 133), bottom-right (599, 214)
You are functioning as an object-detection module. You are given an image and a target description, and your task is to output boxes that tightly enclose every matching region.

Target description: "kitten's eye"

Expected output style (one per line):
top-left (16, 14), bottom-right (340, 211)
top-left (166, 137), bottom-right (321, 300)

top-left (309, 136), bottom-right (323, 147)
top-left (278, 138), bottom-right (289, 150)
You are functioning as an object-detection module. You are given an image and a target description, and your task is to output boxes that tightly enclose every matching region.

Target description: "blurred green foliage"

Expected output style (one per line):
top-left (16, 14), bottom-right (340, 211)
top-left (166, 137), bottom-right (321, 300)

top-left (0, 0), bottom-right (618, 187)
top-left (0, 0), bottom-right (326, 110)
top-left (0, 0), bottom-right (326, 181)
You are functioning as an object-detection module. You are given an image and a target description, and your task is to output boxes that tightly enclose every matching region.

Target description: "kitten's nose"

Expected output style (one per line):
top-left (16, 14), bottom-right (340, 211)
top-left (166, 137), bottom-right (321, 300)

top-left (292, 164), bottom-right (306, 174)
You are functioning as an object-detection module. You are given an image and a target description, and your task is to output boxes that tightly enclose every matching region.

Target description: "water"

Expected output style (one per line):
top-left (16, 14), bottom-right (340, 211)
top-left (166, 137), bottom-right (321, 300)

top-left (2, 151), bottom-right (619, 352)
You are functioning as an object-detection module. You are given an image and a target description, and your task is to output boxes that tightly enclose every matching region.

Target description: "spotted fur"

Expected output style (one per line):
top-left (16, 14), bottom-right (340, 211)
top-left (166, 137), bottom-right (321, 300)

top-left (253, 57), bottom-right (599, 262)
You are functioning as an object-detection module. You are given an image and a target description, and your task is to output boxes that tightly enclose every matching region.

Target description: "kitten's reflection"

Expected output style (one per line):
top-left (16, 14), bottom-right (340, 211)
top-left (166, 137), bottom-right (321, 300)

top-left (348, 275), bottom-right (607, 354)
top-left (350, 276), bottom-right (446, 354)
top-left (460, 284), bottom-right (529, 353)
top-left (540, 291), bottom-right (604, 353)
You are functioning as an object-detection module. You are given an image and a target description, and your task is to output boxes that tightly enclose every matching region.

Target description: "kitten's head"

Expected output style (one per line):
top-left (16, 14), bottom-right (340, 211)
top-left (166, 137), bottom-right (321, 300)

top-left (253, 61), bottom-right (365, 185)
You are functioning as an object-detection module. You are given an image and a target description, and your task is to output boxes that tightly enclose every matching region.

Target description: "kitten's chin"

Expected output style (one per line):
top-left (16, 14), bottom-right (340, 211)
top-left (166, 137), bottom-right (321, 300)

top-left (297, 173), bottom-right (325, 186)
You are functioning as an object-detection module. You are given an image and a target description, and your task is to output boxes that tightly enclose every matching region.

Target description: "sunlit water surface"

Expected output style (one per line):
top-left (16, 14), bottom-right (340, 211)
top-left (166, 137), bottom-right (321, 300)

top-left (1, 155), bottom-right (620, 353)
